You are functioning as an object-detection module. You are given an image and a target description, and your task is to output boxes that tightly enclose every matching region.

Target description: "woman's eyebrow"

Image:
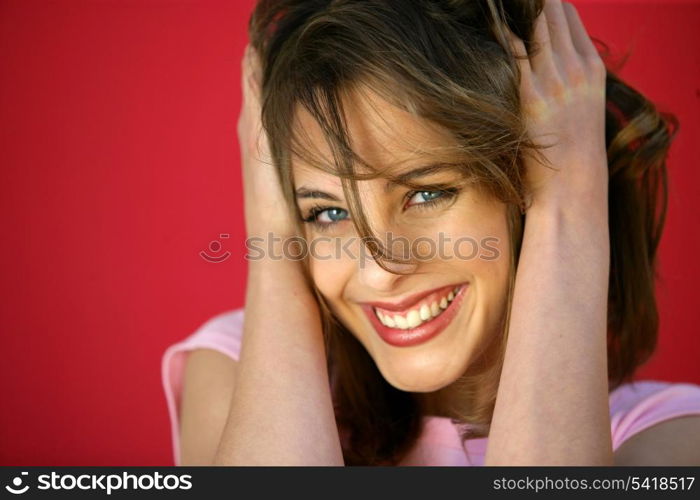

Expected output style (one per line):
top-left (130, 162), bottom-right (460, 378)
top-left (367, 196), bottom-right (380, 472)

top-left (384, 162), bottom-right (463, 193)
top-left (294, 163), bottom-right (463, 201)
top-left (295, 187), bottom-right (341, 202)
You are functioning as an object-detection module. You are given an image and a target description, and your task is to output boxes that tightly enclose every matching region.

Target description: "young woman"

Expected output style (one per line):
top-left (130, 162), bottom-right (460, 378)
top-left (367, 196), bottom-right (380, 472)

top-left (162, 0), bottom-right (700, 465)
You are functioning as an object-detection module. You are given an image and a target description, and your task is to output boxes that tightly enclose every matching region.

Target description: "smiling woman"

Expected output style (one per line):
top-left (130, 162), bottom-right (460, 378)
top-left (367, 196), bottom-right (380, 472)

top-left (289, 89), bottom-right (513, 408)
top-left (161, 0), bottom-right (700, 466)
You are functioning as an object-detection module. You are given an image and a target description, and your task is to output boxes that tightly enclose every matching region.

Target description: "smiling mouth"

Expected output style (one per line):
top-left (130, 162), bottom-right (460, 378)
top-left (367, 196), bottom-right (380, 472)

top-left (372, 284), bottom-right (465, 330)
top-left (361, 282), bottom-right (469, 348)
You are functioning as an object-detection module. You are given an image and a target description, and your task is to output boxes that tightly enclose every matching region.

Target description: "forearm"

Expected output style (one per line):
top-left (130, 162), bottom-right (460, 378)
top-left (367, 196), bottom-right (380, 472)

top-left (213, 258), bottom-right (344, 465)
top-left (484, 201), bottom-right (613, 465)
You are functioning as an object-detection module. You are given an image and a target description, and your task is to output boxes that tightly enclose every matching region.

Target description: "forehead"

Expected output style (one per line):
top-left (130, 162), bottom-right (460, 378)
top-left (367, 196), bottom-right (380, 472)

top-left (292, 84), bottom-right (456, 186)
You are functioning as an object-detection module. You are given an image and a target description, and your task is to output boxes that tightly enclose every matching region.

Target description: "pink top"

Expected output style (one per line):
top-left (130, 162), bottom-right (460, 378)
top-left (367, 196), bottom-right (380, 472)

top-left (161, 308), bottom-right (700, 466)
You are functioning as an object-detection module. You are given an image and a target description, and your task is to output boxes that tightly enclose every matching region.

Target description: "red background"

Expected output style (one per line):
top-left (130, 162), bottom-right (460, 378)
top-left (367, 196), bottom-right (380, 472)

top-left (0, 0), bottom-right (698, 465)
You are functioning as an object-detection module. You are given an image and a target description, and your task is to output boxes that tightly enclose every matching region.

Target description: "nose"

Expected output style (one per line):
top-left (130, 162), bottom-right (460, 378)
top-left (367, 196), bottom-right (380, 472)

top-left (357, 248), bottom-right (417, 292)
top-left (351, 182), bottom-right (419, 291)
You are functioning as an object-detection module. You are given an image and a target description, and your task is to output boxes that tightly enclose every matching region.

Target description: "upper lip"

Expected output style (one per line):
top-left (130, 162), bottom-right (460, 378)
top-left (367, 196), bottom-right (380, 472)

top-left (358, 283), bottom-right (465, 312)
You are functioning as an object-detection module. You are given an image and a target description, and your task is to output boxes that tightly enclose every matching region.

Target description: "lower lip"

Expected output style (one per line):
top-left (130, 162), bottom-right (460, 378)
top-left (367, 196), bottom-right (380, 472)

top-left (361, 284), bottom-right (469, 348)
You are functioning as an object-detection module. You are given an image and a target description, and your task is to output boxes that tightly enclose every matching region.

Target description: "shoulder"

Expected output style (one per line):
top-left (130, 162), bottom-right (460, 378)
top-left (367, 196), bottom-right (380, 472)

top-left (166, 308), bottom-right (245, 363)
top-left (164, 308), bottom-right (245, 465)
top-left (194, 308), bottom-right (246, 350)
top-left (183, 347), bottom-right (239, 388)
top-left (611, 380), bottom-right (700, 465)
top-left (179, 348), bottom-right (239, 465)
top-left (181, 347), bottom-right (239, 407)
top-left (614, 415), bottom-right (700, 465)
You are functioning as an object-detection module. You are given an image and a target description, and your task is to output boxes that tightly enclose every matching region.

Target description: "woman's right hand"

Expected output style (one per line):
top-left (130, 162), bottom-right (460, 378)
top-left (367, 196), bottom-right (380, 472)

top-left (506, 1), bottom-right (608, 217)
top-left (238, 43), bottom-right (297, 239)
top-left (217, 49), bottom-right (342, 468)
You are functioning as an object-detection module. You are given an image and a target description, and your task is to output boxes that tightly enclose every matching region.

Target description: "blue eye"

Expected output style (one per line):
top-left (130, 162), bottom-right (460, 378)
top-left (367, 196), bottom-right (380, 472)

top-left (406, 190), bottom-right (446, 207)
top-left (301, 187), bottom-right (459, 232)
top-left (316, 207), bottom-right (348, 223)
top-left (302, 205), bottom-right (350, 231)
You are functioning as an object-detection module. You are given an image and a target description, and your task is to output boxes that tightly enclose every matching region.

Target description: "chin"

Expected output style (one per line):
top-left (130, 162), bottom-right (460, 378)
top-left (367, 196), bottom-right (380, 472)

top-left (375, 355), bottom-right (466, 393)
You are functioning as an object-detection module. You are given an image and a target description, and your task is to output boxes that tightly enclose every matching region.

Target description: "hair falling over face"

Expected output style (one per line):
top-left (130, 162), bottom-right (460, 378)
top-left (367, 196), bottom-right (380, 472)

top-left (246, 0), bottom-right (679, 465)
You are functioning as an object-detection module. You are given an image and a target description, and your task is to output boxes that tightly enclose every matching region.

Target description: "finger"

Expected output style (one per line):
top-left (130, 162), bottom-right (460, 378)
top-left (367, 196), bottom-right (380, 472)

top-left (505, 28), bottom-right (532, 80)
top-left (529, 7), bottom-right (556, 74)
top-left (241, 46), bottom-right (250, 97)
top-left (247, 46), bottom-right (263, 89)
top-left (248, 49), bottom-right (264, 105)
top-left (241, 44), bottom-right (262, 108)
top-left (542, 0), bottom-right (576, 57)
top-left (562, 2), bottom-right (599, 59)
top-left (241, 46), bottom-right (255, 106)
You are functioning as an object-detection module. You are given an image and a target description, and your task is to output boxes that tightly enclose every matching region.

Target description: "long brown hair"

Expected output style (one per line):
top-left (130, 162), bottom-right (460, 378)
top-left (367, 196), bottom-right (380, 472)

top-left (247, 0), bottom-right (679, 465)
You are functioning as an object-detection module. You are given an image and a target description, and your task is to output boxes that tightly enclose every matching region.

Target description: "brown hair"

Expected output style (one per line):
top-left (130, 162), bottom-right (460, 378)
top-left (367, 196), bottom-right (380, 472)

top-left (247, 0), bottom-right (678, 465)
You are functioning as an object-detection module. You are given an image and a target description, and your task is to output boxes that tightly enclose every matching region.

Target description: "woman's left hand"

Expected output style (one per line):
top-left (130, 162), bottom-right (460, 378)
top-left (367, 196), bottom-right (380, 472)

top-left (486, 3), bottom-right (614, 467)
top-left (508, 0), bottom-right (608, 215)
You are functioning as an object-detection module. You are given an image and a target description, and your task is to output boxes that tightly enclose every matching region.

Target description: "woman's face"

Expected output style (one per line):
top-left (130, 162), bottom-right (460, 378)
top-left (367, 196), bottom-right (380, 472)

top-left (292, 87), bottom-right (511, 394)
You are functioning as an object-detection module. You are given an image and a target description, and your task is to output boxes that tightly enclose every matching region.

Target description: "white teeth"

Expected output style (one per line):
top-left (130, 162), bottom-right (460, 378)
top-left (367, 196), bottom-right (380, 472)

top-left (406, 310), bottom-right (421, 328)
top-left (374, 285), bottom-right (465, 330)
top-left (394, 314), bottom-right (408, 329)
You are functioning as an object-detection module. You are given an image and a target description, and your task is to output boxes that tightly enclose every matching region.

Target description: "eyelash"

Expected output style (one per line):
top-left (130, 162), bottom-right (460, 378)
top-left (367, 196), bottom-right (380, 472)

top-left (301, 187), bottom-right (460, 232)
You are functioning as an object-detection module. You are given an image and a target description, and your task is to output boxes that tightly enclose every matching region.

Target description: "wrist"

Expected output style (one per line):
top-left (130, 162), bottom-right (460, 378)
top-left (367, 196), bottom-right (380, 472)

top-left (245, 232), bottom-right (310, 270)
top-left (523, 198), bottom-right (611, 280)
top-left (526, 197), bottom-right (609, 236)
top-left (246, 254), bottom-right (317, 306)
top-left (527, 182), bottom-right (608, 224)
top-left (244, 198), bottom-right (299, 241)
top-left (525, 154), bottom-right (609, 220)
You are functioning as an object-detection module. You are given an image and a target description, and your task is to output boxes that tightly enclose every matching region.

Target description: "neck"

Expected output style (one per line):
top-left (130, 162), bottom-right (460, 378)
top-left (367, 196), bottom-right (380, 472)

top-left (416, 333), bottom-right (503, 424)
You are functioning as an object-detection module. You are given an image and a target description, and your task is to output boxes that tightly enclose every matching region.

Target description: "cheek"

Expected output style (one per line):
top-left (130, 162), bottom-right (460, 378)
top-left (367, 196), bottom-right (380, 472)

top-left (435, 200), bottom-right (510, 268)
top-left (434, 201), bottom-right (512, 316)
top-left (307, 238), bottom-right (354, 299)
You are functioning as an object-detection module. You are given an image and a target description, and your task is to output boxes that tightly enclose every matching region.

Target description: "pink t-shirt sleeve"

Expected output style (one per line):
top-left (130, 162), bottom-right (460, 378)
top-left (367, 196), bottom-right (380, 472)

top-left (609, 380), bottom-right (700, 450)
top-left (161, 308), bottom-right (245, 466)
top-left (161, 308), bottom-right (700, 466)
